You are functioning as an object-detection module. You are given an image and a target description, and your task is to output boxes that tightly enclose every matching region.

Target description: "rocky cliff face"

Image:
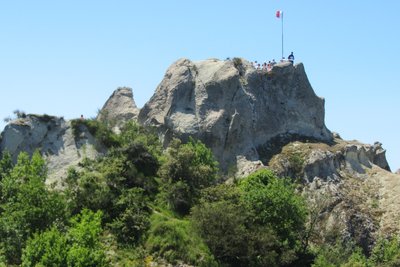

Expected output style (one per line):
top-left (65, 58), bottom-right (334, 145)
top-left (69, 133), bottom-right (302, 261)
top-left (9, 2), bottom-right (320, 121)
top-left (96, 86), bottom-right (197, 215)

top-left (138, 58), bottom-right (332, 170)
top-left (0, 114), bottom-right (100, 185)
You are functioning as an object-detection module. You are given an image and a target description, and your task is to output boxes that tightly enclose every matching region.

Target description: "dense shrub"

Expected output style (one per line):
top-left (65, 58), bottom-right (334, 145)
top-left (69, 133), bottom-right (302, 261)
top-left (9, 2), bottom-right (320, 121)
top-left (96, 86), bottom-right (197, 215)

top-left (118, 121), bottom-right (163, 159)
top-left (104, 143), bottom-right (159, 195)
top-left (240, 169), bottom-right (307, 247)
top-left (22, 209), bottom-right (107, 267)
top-left (159, 138), bottom-right (218, 215)
top-left (65, 123), bottom-right (160, 248)
top-left (191, 170), bottom-right (308, 266)
top-left (191, 183), bottom-right (280, 266)
top-left (0, 150), bottom-right (13, 181)
top-left (22, 226), bottom-right (68, 267)
top-left (66, 170), bottom-right (112, 217)
top-left (369, 236), bottom-right (400, 266)
top-left (71, 118), bottom-right (119, 148)
top-left (341, 249), bottom-right (368, 267)
top-left (146, 214), bottom-right (217, 266)
top-left (109, 188), bottom-right (151, 245)
top-left (191, 199), bottom-right (250, 266)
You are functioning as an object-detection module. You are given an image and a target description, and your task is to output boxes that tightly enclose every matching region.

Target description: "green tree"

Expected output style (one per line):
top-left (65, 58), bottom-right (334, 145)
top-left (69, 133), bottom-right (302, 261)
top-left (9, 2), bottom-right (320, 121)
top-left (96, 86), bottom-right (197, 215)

top-left (146, 214), bottom-right (217, 267)
top-left (191, 183), bottom-right (284, 267)
top-left (71, 118), bottom-right (119, 148)
top-left (239, 169), bottom-right (307, 248)
top-left (66, 170), bottom-right (112, 218)
top-left (0, 151), bottom-right (67, 264)
top-left (103, 143), bottom-right (159, 196)
top-left (22, 226), bottom-right (68, 267)
top-left (117, 121), bottom-right (163, 159)
top-left (191, 199), bottom-right (249, 266)
top-left (109, 188), bottom-right (151, 245)
top-left (64, 127), bottom-right (159, 248)
top-left (22, 209), bottom-right (108, 267)
top-left (66, 209), bottom-right (107, 267)
top-left (65, 142), bottom-right (158, 223)
top-left (0, 150), bottom-right (13, 181)
top-left (311, 241), bottom-right (355, 267)
top-left (369, 236), bottom-right (400, 266)
top-left (159, 138), bottom-right (218, 214)
top-left (0, 151), bottom-right (13, 201)
top-left (312, 254), bottom-right (336, 267)
top-left (341, 248), bottom-right (368, 267)
top-left (191, 170), bottom-right (307, 266)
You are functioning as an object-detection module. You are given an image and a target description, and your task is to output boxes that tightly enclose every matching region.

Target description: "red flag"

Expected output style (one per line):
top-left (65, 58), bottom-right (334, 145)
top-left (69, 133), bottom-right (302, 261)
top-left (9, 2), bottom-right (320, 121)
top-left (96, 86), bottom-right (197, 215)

top-left (276, 10), bottom-right (282, 18)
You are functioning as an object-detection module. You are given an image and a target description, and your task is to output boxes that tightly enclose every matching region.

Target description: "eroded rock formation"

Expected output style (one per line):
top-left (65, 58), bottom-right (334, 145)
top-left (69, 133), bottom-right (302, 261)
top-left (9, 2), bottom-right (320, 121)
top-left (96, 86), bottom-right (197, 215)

top-left (0, 114), bottom-right (101, 185)
top-left (97, 87), bottom-right (140, 131)
top-left (139, 58), bottom-right (332, 170)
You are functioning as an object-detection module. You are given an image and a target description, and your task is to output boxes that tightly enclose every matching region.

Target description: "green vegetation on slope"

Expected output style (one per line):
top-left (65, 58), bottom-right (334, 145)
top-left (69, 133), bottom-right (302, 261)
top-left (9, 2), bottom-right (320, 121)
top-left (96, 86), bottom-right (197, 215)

top-left (0, 119), bottom-right (399, 266)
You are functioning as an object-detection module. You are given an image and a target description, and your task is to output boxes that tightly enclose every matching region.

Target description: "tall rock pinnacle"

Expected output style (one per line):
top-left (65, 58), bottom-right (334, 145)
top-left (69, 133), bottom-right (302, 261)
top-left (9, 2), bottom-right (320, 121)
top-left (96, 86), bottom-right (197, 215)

top-left (97, 87), bottom-right (139, 127)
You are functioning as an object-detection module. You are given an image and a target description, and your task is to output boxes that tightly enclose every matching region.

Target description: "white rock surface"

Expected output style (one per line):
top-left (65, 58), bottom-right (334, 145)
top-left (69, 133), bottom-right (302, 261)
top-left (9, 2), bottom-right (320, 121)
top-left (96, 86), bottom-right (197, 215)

top-left (0, 114), bottom-right (101, 185)
top-left (97, 87), bottom-right (140, 131)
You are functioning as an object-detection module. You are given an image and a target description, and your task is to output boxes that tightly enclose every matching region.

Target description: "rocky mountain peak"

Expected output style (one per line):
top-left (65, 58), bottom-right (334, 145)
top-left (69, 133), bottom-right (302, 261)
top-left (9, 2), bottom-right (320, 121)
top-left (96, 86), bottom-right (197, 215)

top-left (138, 58), bottom-right (332, 170)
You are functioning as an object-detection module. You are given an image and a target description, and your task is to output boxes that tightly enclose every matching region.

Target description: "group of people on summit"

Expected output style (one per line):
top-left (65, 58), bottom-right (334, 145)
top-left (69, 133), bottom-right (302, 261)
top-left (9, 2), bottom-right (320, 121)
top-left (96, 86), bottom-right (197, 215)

top-left (252, 52), bottom-right (295, 71)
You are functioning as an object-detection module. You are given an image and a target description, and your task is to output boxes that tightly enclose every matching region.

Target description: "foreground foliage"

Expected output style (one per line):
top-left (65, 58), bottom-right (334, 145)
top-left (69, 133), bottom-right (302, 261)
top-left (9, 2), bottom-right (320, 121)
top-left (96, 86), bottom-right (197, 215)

top-left (191, 170), bottom-right (307, 266)
top-left (158, 138), bottom-right (219, 215)
top-left (146, 213), bottom-right (217, 266)
top-left (0, 120), bottom-right (399, 266)
top-left (22, 209), bottom-right (107, 267)
top-left (0, 151), bottom-right (67, 265)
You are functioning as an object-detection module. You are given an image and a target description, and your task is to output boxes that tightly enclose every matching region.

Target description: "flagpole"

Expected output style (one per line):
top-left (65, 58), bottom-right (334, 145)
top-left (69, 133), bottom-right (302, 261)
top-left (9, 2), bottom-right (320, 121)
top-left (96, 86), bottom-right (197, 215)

top-left (281, 11), bottom-right (284, 60)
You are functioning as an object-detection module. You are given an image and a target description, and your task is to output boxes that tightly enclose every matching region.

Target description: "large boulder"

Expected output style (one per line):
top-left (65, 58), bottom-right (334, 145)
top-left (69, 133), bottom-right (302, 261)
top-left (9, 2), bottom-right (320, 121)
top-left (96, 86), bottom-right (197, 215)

top-left (138, 58), bottom-right (332, 170)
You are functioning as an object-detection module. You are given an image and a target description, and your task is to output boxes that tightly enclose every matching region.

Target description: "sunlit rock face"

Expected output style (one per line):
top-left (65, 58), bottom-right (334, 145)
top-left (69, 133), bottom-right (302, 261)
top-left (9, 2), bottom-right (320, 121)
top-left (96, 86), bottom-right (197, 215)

top-left (139, 58), bottom-right (332, 170)
top-left (0, 114), bottom-right (101, 185)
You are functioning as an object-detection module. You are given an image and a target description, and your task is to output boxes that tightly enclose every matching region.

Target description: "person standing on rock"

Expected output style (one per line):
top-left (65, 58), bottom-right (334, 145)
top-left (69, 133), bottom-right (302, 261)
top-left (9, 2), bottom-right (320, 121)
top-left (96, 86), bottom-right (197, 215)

top-left (253, 61), bottom-right (258, 68)
top-left (288, 52), bottom-right (294, 64)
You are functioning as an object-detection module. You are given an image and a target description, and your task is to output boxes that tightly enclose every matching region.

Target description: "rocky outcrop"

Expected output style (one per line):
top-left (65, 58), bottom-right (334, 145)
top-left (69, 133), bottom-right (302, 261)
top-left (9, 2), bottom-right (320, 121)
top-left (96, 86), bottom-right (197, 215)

top-left (97, 87), bottom-right (140, 130)
top-left (139, 58), bottom-right (332, 170)
top-left (0, 114), bottom-right (101, 185)
top-left (268, 138), bottom-right (397, 252)
top-left (268, 139), bottom-right (390, 182)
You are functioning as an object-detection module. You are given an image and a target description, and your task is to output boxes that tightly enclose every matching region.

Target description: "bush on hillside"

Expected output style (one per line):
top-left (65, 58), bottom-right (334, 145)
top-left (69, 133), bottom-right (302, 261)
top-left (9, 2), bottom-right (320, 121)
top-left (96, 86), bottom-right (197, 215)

top-left (239, 169), bottom-right (307, 248)
top-left (22, 209), bottom-right (107, 267)
top-left (191, 170), bottom-right (308, 266)
top-left (109, 188), bottom-right (151, 245)
top-left (70, 118), bottom-right (119, 148)
top-left (146, 213), bottom-right (217, 266)
top-left (159, 138), bottom-right (218, 215)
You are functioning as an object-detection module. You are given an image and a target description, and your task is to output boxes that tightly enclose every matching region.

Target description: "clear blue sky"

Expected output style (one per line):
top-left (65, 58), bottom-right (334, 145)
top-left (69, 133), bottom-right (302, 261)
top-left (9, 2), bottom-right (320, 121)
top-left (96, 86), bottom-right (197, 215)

top-left (1, 1), bottom-right (399, 171)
